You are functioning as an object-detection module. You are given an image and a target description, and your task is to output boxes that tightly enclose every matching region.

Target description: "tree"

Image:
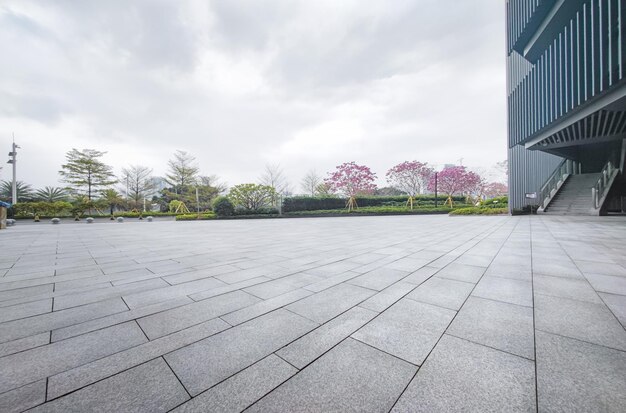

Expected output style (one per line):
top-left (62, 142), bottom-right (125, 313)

top-left (165, 150), bottom-right (199, 193)
top-left (301, 169), bottom-right (322, 196)
top-left (484, 182), bottom-right (508, 198)
top-left (120, 165), bottom-right (156, 209)
top-left (427, 166), bottom-right (481, 207)
top-left (259, 164), bottom-right (291, 206)
top-left (0, 180), bottom-right (33, 203)
top-left (325, 162), bottom-right (377, 210)
top-left (59, 149), bottom-right (117, 202)
top-left (199, 175), bottom-right (228, 194)
top-left (228, 184), bottom-right (276, 211)
top-left (314, 182), bottom-right (335, 197)
top-left (495, 160), bottom-right (509, 179)
top-left (374, 187), bottom-right (406, 196)
top-left (100, 189), bottom-right (124, 216)
top-left (386, 161), bottom-right (434, 209)
top-left (34, 186), bottom-right (68, 202)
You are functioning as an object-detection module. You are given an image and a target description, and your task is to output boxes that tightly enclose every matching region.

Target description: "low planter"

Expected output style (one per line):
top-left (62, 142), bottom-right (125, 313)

top-left (51, 218), bottom-right (61, 224)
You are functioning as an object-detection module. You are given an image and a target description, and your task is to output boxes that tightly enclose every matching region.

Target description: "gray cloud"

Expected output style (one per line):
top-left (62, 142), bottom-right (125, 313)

top-left (0, 0), bottom-right (507, 190)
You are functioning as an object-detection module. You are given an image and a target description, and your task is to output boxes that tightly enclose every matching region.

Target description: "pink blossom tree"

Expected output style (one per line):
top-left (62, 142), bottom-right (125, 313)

top-left (386, 161), bottom-right (434, 209)
top-left (483, 182), bottom-right (508, 198)
top-left (427, 166), bottom-right (481, 207)
top-left (325, 162), bottom-right (377, 210)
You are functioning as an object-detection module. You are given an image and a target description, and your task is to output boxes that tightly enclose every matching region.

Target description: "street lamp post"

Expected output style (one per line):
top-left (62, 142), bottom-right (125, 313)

top-left (7, 139), bottom-right (19, 205)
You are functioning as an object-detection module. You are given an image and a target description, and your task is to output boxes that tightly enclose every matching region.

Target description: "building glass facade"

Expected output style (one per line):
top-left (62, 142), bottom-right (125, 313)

top-left (506, 0), bottom-right (626, 212)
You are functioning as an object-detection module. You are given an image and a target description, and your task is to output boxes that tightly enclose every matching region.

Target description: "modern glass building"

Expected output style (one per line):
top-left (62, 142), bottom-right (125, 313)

top-left (506, 0), bottom-right (626, 214)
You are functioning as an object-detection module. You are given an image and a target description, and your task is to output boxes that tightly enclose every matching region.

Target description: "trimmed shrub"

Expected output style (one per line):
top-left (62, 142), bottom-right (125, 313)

top-left (479, 196), bottom-right (508, 208)
top-left (234, 207), bottom-right (279, 216)
top-left (212, 196), bottom-right (234, 217)
top-left (282, 195), bottom-right (465, 212)
top-left (285, 206), bottom-right (453, 216)
top-left (176, 213), bottom-right (217, 221)
top-left (449, 207), bottom-right (508, 215)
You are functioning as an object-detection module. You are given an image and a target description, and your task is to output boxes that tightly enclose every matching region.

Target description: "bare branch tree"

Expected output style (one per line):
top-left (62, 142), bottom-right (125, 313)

top-left (301, 169), bottom-right (322, 196)
top-left (120, 165), bottom-right (156, 208)
top-left (259, 164), bottom-right (290, 194)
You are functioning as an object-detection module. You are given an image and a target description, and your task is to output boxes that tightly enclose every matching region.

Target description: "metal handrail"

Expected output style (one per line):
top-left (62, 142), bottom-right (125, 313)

top-left (539, 159), bottom-right (568, 209)
top-left (592, 161), bottom-right (617, 209)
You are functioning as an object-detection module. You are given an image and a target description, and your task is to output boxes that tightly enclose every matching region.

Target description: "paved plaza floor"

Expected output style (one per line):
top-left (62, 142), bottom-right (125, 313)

top-left (0, 215), bottom-right (625, 412)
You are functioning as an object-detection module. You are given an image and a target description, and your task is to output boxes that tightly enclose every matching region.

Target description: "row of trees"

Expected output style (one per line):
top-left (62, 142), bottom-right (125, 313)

top-left (1, 148), bottom-right (508, 215)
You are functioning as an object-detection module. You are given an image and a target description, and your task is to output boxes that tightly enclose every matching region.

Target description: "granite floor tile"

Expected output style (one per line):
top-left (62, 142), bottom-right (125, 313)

top-left (532, 259), bottom-right (584, 279)
top-left (165, 309), bottom-right (317, 396)
top-left (534, 274), bottom-right (602, 304)
top-left (483, 263), bottom-right (532, 282)
top-left (247, 338), bottom-right (416, 413)
top-left (0, 332), bottom-right (50, 358)
top-left (286, 283), bottom-right (375, 324)
top-left (434, 262), bottom-right (486, 283)
top-left (0, 379), bottom-right (46, 413)
top-left (535, 294), bottom-right (626, 351)
top-left (599, 292), bottom-right (626, 327)
top-left (447, 296), bottom-right (535, 359)
top-left (402, 266), bottom-right (439, 285)
top-left (472, 276), bottom-right (533, 307)
top-left (359, 281), bottom-right (417, 313)
top-left (575, 260), bottom-right (626, 277)
top-left (0, 321), bottom-right (147, 394)
top-left (172, 355), bottom-right (296, 413)
top-left (406, 276), bottom-right (474, 311)
top-left (584, 273), bottom-right (626, 296)
top-left (346, 267), bottom-right (410, 291)
top-left (32, 358), bottom-right (189, 412)
top-left (352, 299), bottom-right (455, 365)
top-left (536, 331), bottom-right (626, 413)
top-left (392, 334), bottom-right (535, 413)
top-left (138, 290), bottom-right (259, 339)
top-left (277, 306), bottom-right (378, 368)
top-left (53, 278), bottom-right (169, 310)
top-left (243, 273), bottom-right (322, 299)
top-left (220, 288), bottom-right (313, 326)
top-left (0, 299), bottom-right (52, 323)
top-left (46, 318), bottom-right (229, 400)
top-left (51, 296), bottom-right (192, 342)
top-left (0, 298), bottom-right (128, 344)
top-left (123, 277), bottom-right (227, 308)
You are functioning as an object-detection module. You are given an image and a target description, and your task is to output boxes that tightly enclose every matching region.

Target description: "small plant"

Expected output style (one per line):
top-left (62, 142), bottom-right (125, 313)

top-left (212, 196), bottom-right (234, 217)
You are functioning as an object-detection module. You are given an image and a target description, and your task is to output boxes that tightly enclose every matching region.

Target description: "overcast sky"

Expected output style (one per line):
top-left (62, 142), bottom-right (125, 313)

top-left (0, 0), bottom-right (507, 192)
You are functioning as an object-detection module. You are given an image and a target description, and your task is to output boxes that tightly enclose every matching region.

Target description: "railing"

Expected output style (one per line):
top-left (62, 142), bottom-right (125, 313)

top-left (539, 159), bottom-right (568, 209)
top-left (592, 161), bottom-right (618, 209)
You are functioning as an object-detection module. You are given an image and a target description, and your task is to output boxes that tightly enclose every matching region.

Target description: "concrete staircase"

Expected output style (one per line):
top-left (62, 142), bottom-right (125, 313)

top-left (544, 173), bottom-right (601, 215)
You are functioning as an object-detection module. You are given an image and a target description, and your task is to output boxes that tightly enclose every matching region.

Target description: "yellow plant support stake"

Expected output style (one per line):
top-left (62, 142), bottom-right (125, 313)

top-left (346, 196), bottom-right (358, 212)
top-left (406, 196), bottom-right (414, 210)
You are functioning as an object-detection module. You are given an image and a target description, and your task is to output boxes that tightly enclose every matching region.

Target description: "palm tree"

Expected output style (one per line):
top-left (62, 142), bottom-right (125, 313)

top-left (100, 189), bottom-right (125, 215)
top-left (35, 186), bottom-right (68, 202)
top-left (0, 180), bottom-right (34, 203)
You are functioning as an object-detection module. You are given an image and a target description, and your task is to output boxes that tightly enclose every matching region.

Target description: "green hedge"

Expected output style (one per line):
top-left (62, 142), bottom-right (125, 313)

top-left (282, 195), bottom-right (465, 212)
top-left (113, 211), bottom-right (178, 218)
top-left (479, 196), bottom-right (508, 208)
top-left (449, 207), bottom-right (509, 215)
top-left (234, 207), bottom-right (279, 215)
top-left (175, 213), bottom-right (217, 221)
top-left (285, 206), bottom-right (454, 216)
